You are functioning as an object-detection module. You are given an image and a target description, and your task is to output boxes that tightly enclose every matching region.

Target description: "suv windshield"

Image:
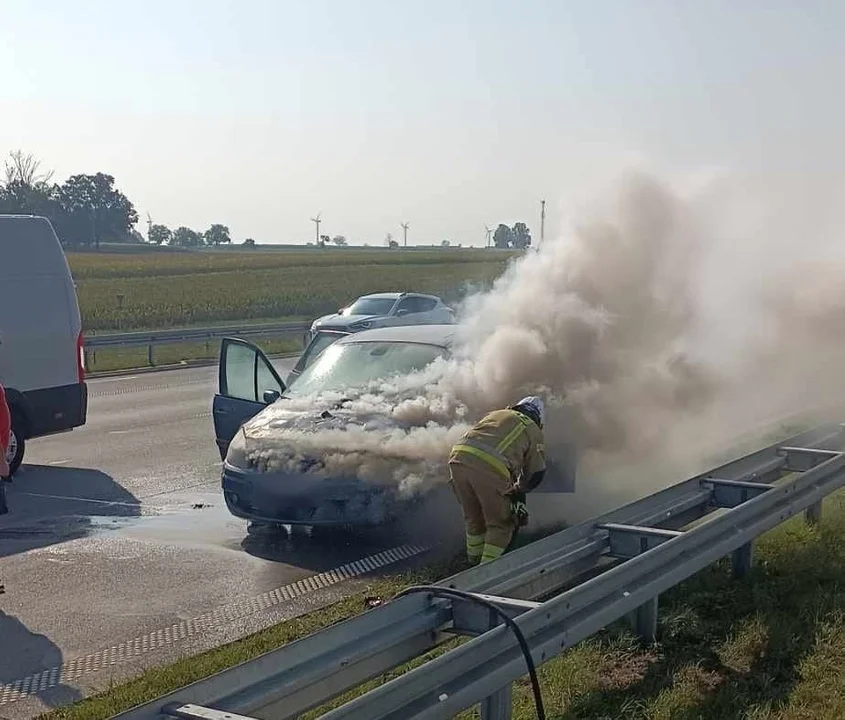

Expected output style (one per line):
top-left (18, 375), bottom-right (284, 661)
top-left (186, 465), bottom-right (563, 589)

top-left (343, 297), bottom-right (397, 316)
top-left (285, 341), bottom-right (446, 398)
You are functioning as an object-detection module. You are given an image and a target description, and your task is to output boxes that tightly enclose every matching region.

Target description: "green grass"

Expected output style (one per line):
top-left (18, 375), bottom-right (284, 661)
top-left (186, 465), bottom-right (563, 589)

top-left (66, 247), bottom-right (517, 332)
top-left (39, 492), bottom-right (845, 720)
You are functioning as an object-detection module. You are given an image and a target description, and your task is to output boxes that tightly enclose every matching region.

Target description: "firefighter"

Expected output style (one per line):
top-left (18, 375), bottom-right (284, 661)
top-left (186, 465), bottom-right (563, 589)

top-left (448, 396), bottom-right (546, 564)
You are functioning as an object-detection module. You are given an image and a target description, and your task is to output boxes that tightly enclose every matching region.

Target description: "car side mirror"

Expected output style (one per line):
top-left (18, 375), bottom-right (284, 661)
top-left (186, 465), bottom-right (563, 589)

top-left (263, 389), bottom-right (281, 404)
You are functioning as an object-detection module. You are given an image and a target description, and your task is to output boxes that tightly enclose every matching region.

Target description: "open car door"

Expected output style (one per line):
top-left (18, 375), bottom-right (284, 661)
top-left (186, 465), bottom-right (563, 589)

top-left (213, 338), bottom-right (286, 460)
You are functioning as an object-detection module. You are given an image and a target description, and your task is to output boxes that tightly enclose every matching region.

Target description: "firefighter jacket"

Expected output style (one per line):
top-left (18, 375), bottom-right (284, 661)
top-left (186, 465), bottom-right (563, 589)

top-left (449, 408), bottom-right (546, 491)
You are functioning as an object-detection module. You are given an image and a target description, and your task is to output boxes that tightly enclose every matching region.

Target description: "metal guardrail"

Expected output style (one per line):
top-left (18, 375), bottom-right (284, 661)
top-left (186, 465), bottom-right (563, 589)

top-left (111, 417), bottom-right (845, 720)
top-left (84, 322), bottom-right (311, 367)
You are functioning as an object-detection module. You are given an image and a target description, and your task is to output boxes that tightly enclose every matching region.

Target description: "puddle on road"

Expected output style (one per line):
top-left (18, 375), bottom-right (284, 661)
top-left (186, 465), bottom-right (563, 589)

top-left (85, 493), bottom-right (250, 552)
top-left (81, 492), bottom-right (396, 563)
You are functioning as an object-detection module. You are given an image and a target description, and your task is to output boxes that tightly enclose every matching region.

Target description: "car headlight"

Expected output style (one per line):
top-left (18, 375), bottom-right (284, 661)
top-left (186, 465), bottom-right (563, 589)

top-left (225, 429), bottom-right (251, 470)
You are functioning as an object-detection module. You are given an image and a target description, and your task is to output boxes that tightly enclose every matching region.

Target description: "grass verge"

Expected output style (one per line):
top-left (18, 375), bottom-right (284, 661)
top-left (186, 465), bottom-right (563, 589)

top-left (84, 337), bottom-right (303, 374)
top-left (40, 492), bottom-right (845, 720)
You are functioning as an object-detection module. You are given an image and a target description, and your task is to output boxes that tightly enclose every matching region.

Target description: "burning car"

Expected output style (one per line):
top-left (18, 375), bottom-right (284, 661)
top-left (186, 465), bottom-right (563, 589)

top-left (212, 325), bottom-right (576, 529)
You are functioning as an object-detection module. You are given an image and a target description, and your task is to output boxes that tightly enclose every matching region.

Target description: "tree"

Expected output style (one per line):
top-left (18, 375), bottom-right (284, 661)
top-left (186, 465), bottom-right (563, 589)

top-left (3, 150), bottom-right (54, 188)
top-left (54, 172), bottom-right (138, 249)
top-left (148, 223), bottom-right (171, 246)
top-left (0, 150), bottom-right (57, 217)
top-left (493, 223), bottom-right (514, 249)
top-left (511, 222), bottom-right (532, 249)
top-left (332, 235), bottom-right (348, 246)
top-left (204, 223), bottom-right (231, 246)
top-left (170, 226), bottom-right (204, 248)
top-left (243, 238), bottom-right (255, 247)
top-left (441, 239), bottom-right (451, 246)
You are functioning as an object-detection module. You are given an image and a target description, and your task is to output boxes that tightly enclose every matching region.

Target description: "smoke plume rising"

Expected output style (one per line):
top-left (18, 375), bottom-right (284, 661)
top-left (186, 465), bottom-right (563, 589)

top-left (244, 167), bottom-right (845, 523)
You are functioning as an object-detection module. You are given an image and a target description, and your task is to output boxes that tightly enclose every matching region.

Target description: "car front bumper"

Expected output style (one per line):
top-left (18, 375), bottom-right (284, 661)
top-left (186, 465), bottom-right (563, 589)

top-left (221, 463), bottom-right (403, 526)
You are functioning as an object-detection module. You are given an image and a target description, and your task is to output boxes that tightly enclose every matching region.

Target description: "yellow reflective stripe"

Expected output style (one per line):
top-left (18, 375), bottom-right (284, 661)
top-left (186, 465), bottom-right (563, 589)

top-left (452, 444), bottom-right (511, 480)
top-left (496, 413), bottom-right (530, 453)
top-left (481, 544), bottom-right (506, 562)
top-left (466, 533), bottom-right (485, 547)
top-left (466, 533), bottom-right (484, 559)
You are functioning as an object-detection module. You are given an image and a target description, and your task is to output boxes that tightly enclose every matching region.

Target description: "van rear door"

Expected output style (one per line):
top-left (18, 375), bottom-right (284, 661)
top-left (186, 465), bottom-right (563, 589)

top-left (0, 215), bottom-right (87, 437)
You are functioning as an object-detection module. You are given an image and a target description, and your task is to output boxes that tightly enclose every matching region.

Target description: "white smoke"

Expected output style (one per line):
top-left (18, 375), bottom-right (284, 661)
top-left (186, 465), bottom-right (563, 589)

top-left (243, 167), bottom-right (845, 520)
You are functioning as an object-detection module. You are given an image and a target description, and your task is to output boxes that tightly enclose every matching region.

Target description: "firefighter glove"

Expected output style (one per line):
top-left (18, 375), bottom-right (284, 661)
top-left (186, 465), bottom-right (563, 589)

top-left (510, 497), bottom-right (529, 527)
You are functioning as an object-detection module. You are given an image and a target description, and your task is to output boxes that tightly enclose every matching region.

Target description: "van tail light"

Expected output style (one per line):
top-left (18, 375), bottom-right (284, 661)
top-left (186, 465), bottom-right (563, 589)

top-left (77, 331), bottom-right (86, 383)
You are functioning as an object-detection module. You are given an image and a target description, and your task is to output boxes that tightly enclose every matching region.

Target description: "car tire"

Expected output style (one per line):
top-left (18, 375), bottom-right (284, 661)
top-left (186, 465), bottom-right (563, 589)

top-left (5, 411), bottom-right (25, 479)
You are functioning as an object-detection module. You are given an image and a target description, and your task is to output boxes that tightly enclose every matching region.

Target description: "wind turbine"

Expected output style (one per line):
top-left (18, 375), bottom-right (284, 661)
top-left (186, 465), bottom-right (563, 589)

top-left (310, 212), bottom-right (322, 245)
top-left (539, 199), bottom-right (546, 249)
top-left (400, 222), bottom-right (409, 247)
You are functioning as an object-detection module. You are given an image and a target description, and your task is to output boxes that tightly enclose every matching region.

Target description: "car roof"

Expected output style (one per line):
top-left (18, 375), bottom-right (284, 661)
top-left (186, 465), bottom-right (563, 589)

top-left (335, 323), bottom-right (457, 347)
top-left (357, 292), bottom-right (402, 300)
top-left (356, 292), bottom-right (441, 302)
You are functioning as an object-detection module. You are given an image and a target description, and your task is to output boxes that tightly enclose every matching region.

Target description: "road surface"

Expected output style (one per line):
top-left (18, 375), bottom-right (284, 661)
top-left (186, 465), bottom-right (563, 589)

top-left (0, 362), bottom-right (447, 718)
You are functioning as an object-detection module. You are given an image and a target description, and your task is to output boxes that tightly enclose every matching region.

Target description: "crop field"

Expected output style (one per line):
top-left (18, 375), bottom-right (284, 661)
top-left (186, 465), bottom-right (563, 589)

top-left (67, 247), bottom-right (518, 332)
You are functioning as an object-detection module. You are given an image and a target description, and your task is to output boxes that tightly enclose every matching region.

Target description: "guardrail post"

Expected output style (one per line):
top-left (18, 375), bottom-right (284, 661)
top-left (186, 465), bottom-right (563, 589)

top-left (731, 542), bottom-right (754, 578)
top-left (805, 500), bottom-right (823, 526)
top-left (148, 343), bottom-right (155, 367)
top-left (627, 596), bottom-right (658, 643)
top-left (480, 683), bottom-right (513, 719)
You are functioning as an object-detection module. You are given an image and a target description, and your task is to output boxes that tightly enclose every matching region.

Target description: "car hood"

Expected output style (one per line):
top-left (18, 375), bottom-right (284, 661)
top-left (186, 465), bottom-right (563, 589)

top-left (312, 313), bottom-right (381, 328)
top-left (237, 392), bottom-right (467, 495)
top-left (242, 400), bottom-right (403, 438)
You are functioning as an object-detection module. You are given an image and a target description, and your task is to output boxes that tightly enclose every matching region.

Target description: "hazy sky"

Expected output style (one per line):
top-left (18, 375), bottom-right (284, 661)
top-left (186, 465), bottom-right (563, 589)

top-left (2, 0), bottom-right (843, 246)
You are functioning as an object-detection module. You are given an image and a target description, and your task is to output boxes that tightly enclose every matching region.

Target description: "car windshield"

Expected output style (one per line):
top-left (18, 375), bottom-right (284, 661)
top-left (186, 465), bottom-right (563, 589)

top-left (295, 331), bottom-right (346, 373)
top-left (343, 297), bottom-right (397, 316)
top-left (284, 341), bottom-right (446, 398)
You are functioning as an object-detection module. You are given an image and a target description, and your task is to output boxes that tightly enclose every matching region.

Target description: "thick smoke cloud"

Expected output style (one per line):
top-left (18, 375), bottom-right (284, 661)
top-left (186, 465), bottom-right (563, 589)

top-left (243, 168), bottom-right (845, 520)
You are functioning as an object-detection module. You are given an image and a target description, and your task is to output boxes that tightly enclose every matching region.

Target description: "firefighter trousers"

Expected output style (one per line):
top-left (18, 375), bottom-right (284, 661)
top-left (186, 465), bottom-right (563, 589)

top-left (448, 460), bottom-right (516, 564)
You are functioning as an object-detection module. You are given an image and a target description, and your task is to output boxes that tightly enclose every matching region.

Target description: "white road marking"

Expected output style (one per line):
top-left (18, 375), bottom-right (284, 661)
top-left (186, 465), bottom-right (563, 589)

top-left (90, 376), bottom-right (139, 384)
top-left (17, 492), bottom-right (143, 509)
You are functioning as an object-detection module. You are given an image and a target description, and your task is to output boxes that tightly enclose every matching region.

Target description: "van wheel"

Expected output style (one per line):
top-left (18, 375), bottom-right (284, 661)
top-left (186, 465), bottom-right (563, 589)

top-left (5, 414), bottom-right (25, 478)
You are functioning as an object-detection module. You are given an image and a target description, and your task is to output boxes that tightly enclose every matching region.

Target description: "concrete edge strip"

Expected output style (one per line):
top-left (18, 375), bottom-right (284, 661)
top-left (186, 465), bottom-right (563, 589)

top-left (0, 542), bottom-right (432, 706)
top-left (89, 378), bottom-right (212, 398)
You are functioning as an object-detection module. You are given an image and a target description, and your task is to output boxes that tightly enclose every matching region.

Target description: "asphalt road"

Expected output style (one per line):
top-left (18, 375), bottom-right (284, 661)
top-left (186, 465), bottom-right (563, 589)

top-left (0, 361), bottom-right (448, 718)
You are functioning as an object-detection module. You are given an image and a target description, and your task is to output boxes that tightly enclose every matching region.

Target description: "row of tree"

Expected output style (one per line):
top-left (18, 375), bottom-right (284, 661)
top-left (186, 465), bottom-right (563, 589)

top-left (0, 150), bottom-right (241, 250)
top-left (148, 222), bottom-right (241, 247)
top-left (492, 222), bottom-right (532, 249)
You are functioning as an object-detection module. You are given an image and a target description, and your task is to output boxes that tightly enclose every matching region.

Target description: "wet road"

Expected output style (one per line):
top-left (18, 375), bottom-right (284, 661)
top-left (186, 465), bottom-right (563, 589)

top-left (0, 363), bottom-right (443, 718)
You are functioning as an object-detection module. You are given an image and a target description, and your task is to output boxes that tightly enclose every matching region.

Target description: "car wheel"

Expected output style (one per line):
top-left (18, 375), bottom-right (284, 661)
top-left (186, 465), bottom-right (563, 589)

top-left (5, 412), bottom-right (25, 479)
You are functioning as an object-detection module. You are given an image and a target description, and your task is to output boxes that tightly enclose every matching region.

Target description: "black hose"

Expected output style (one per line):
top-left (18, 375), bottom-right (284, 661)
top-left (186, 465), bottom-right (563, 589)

top-left (394, 585), bottom-right (545, 720)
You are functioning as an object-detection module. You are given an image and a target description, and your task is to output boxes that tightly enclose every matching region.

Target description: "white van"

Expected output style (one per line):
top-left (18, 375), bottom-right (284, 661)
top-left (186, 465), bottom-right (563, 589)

top-left (0, 215), bottom-right (87, 476)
